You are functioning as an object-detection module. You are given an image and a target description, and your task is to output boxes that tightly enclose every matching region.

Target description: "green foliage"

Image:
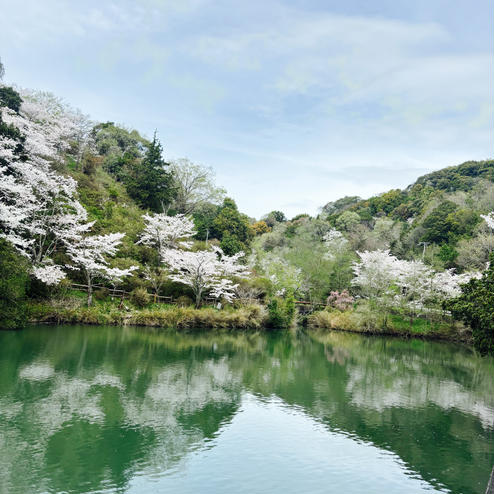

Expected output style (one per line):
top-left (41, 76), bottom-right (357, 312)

top-left (0, 239), bottom-right (30, 329)
top-left (123, 133), bottom-right (175, 212)
top-left (263, 210), bottom-right (286, 227)
top-left (266, 293), bottom-right (296, 328)
top-left (335, 211), bottom-right (360, 232)
top-left (0, 86), bottom-right (23, 112)
top-left (0, 89), bottom-right (25, 166)
top-left (309, 303), bottom-right (463, 340)
top-left (367, 189), bottom-right (406, 215)
top-left (422, 202), bottom-right (479, 244)
top-left (219, 233), bottom-right (245, 255)
top-left (322, 196), bottom-right (361, 217)
top-left (93, 287), bottom-right (110, 301)
top-left (175, 295), bottom-right (194, 307)
top-left (212, 198), bottom-right (252, 254)
top-left (447, 255), bottom-right (494, 354)
top-left (130, 287), bottom-right (150, 308)
top-left (414, 160), bottom-right (494, 192)
top-left (438, 244), bottom-right (458, 268)
top-left (192, 202), bottom-right (217, 241)
top-left (92, 122), bottom-right (149, 161)
top-left (28, 299), bottom-right (267, 329)
top-left (421, 201), bottom-right (458, 243)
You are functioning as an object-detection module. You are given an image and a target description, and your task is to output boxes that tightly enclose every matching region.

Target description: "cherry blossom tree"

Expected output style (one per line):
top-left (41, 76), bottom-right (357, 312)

top-left (352, 250), bottom-right (402, 302)
top-left (18, 89), bottom-right (94, 164)
top-left (0, 93), bottom-right (93, 284)
top-left (480, 211), bottom-right (494, 230)
top-left (65, 232), bottom-right (137, 306)
top-left (326, 290), bottom-right (354, 311)
top-left (161, 246), bottom-right (249, 307)
top-left (323, 228), bottom-right (349, 260)
top-left (352, 249), bottom-right (481, 322)
top-left (138, 213), bottom-right (196, 258)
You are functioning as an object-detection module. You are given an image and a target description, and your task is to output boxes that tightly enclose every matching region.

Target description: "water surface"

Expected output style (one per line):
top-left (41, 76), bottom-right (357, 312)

top-left (0, 325), bottom-right (492, 494)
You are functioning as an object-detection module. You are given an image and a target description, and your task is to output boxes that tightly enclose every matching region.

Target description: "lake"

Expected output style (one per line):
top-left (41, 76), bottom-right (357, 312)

top-left (0, 325), bottom-right (492, 494)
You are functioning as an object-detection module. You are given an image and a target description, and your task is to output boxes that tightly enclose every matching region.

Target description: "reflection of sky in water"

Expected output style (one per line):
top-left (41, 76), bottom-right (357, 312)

top-left (130, 394), bottom-right (448, 494)
top-left (347, 367), bottom-right (494, 429)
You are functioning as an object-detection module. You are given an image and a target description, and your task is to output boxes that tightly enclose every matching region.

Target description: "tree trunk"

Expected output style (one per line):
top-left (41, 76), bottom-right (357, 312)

top-left (87, 273), bottom-right (93, 307)
top-left (195, 289), bottom-right (202, 309)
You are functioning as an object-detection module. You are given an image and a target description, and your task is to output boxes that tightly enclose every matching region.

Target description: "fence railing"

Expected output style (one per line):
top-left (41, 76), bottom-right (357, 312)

top-left (68, 284), bottom-right (327, 309)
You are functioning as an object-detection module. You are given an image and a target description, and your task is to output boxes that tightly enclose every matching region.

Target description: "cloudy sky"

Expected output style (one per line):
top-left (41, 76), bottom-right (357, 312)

top-left (1, 0), bottom-right (492, 218)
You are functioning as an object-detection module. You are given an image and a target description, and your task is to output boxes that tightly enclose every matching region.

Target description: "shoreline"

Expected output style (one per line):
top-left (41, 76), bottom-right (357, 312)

top-left (24, 302), bottom-right (473, 346)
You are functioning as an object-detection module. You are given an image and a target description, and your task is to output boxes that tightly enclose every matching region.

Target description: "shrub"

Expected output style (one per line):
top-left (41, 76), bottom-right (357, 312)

top-left (130, 287), bottom-right (150, 308)
top-left (266, 293), bottom-right (296, 328)
top-left (175, 295), bottom-right (193, 307)
top-left (0, 239), bottom-right (30, 329)
top-left (93, 287), bottom-right (110, 301)
top-left (309, 310), bottom-right (359, 332)
top-left (326, 290), bottom-right (354, 311)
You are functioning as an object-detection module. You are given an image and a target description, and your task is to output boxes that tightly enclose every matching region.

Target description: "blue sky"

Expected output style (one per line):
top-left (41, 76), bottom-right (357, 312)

top-left (1, 0), bottom-right (492, 218)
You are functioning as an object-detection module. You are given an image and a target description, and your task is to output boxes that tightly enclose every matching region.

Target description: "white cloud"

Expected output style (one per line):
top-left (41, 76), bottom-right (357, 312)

top-left (1, 1), bottom-right (491, 218)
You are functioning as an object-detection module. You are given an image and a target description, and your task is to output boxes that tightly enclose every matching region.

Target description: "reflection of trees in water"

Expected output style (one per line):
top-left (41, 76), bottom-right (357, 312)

top-left (245, 330), bottom-right (494, 494)
top-left (0, 326), bottom-right (492, 494)
top-left (0, 327), bottom-right (245, 494)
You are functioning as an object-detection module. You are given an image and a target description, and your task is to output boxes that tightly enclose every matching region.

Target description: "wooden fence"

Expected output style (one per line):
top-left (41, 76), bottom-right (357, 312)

top-left (69, 283), bottom-right (327, 310)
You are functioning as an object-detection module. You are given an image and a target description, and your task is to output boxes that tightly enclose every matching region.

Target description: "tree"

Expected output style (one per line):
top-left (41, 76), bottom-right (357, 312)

top-left (124, 132), bottom-right (174, 212)
top-left (335, 211), bottom-right (361, 232)
top-left (322, 196), bottom-right (361, 217)
top-left (263, 210), bottom-right (286, 227)
top-left (143, 265), bottom-right (168, 300)
top-left (138, 212), bottom-right (196, 258)
top-left (352, 250), bottom-right (402, 304)
top-left (92, 122), bottom-right (149, 178)
top-left (170, 158), bottom-right (226, 214)
top-left (65, 232), bottom-right (136, 306)
top-left (192, 202), bottom-right (218, 241)
top-left (258, 253), bottom-right (305, 297)
top-left (481, 212), bottom-right (494, 229)
top-left (447, 254), bottom-right (494, 354)
top-left (250, 220), bottom-right (271, 236)
top-left (421, 201), bottom-right (457, 244)
top-left (447, 212), bottom-right (494, 353)
top-left (352, 249), bottom-right (480, 325)
top-left (0, 87), bottom-right (23, 112)
top-left (212, 198), bottom-right (252, 254)
top-left (1, 90), bottom-right (93, 284)
top-left (323, 229), bottom-right (349, 260)
top-left (161, 246), bottom-right (249, 307)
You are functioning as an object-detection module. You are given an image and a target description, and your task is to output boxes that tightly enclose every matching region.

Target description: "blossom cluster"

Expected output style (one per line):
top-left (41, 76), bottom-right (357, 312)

top-left (352, 249), bottom-right (480, 309)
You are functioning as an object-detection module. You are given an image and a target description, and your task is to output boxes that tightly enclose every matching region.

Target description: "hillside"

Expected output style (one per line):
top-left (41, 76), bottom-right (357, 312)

top-left (318, 160), bottom-right (494, 270)
top-left (1, 79), bottom-right (493, 350)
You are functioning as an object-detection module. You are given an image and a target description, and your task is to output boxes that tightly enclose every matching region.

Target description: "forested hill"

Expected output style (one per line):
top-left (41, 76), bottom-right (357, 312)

top-left (322, 159), bottom-right (494, 219)
top-left (413, 160), bottom-right (494, 191)
top-left (315, 160), bottom-right (494, 271)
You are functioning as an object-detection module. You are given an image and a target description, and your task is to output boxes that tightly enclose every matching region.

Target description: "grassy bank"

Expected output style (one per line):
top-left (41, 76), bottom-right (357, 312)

top-left (28, 299), bottom-right (268, 330)
top-left (308, 306), bottom-right (471, 343)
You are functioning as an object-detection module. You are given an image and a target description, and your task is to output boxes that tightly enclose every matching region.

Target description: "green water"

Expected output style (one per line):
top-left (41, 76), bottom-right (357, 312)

top-left (0, 326), bottom-right (492, 494)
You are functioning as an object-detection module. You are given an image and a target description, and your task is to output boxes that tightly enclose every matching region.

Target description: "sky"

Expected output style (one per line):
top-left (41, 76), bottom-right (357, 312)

top-left (1, 0), bottom-right (492, 218)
